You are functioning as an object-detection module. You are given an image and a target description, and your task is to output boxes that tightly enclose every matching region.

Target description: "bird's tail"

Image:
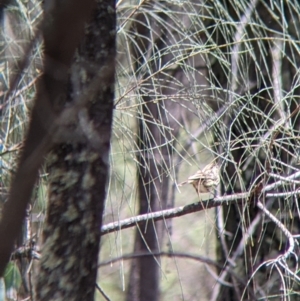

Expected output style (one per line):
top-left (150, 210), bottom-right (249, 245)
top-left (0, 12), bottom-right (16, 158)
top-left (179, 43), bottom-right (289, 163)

top-left (178, 181), bottom-right (188, 186)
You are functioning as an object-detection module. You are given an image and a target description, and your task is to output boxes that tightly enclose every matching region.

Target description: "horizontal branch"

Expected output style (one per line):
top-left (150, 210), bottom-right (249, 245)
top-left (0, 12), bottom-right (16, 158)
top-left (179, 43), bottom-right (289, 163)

top-left (29, 186), bottom-right (300, 237)
top-left (101, 178), bottom-right (300, 236)
top-left (101, 193), bottom-right (249, 235)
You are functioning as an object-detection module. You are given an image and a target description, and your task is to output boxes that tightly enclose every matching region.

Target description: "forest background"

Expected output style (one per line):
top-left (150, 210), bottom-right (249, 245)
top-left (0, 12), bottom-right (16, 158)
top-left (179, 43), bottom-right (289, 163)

top-left (1, 0), bottom-right (300, 300)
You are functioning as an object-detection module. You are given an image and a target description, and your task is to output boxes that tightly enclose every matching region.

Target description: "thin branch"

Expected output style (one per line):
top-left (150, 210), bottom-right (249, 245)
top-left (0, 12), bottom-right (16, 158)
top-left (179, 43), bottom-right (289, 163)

top-left (95, 283), bottom-right (111, 301)
top-left (264, 170), bottom-right (300, 192)
top-left (98, 250), bottom-right (257, 300)
top-left (101, 193), bottom-right (249, 235)
top-left (257, 200), bottom-right (296, 261)
top-left (101, 168), bottom-right (300, 235)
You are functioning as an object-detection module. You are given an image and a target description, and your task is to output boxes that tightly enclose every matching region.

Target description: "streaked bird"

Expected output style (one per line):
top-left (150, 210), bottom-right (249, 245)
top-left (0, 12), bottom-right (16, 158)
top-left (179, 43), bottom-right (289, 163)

top-left (179, 162), bottom-right (220, 195)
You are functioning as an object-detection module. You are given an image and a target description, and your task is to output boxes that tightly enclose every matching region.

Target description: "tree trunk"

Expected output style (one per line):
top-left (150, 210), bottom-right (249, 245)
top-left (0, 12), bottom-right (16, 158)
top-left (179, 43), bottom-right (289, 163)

top-left (35, 1), bottom-right (116, 300)
top-left (126, 3), bottom-right (207, 300)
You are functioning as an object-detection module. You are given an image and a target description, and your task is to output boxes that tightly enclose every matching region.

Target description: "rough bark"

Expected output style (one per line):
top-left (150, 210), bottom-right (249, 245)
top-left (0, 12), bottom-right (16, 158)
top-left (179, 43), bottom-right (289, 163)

top-left (35, 1), bottom-right (116, 300)
top-left (0, 0), bottom-right (96, 277)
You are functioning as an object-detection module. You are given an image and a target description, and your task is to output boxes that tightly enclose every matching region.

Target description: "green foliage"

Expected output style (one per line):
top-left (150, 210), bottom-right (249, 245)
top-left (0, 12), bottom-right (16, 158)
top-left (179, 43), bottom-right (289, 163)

top-left (0, 278), bottom-right (5, 301)
top-left (4, 262), bottom-right (22, 297)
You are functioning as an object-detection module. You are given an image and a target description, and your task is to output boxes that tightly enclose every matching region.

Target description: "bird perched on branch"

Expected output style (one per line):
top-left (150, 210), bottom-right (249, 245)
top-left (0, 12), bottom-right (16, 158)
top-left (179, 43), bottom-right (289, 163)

top-left (179, 161), bottom-right (220, 196)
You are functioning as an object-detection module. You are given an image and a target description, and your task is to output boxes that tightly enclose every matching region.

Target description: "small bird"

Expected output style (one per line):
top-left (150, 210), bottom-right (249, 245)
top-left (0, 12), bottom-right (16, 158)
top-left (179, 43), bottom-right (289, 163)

top-left (179, 161), bottom-right (220, 196)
